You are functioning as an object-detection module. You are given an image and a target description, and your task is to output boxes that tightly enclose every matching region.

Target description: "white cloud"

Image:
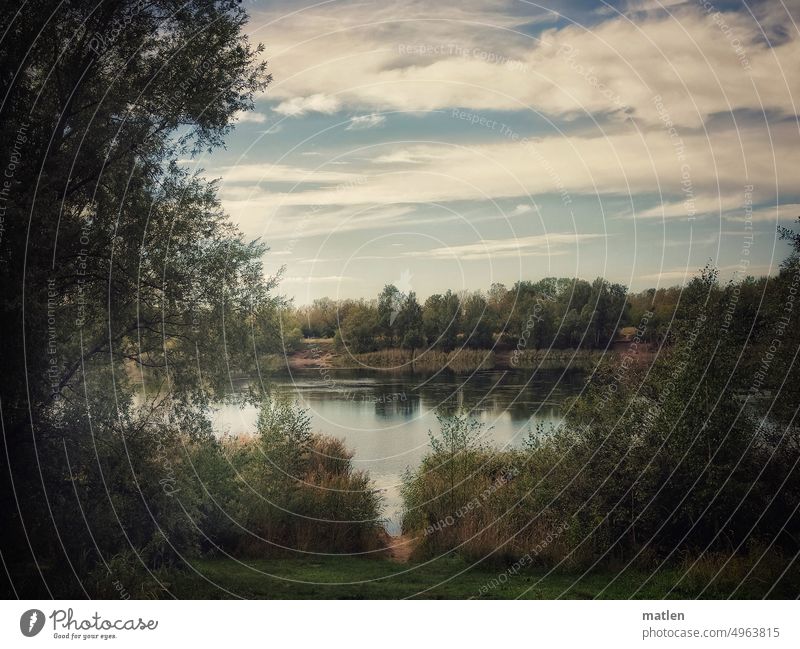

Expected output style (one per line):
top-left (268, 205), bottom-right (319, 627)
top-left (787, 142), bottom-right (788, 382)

top-left (346, 114), bottom-right (386, 130)
top-left (372, 150), bottom-right (441, 165)
top-left (233, 110), bottom-right (268, 124)
top-left (639, 199), bottom-right (800, 223)
top-left (282, 275), bottom-right (354, 284)
top-left (623, 0), bottom-right (689, 15)
top-left (273, 93), bottom-right (341, 116)
top-left (641, 199), bottom-right (800, 223)
top-left (213, 163), bottom-right (359, 185)
top-left (222, 201), bottom-right (419, 243)
top-left (225, 3), bottom-right (800, 262)
top-left (639, 268), bottom-right (695, 282)
top-left (218, 123), bottom-right (800, 211)
top-left (637, 194), bottom-right (743, 219)
top-left (250, 3), bottom-right (800, 127)
top-left (664, 233), bottom-right (722, 248)
top-left (736, 203), bottom-right (800, 223)
top-left (642, 262), bottom-right (778, 284)
top-left (404, 233), bottom-right (604, 261)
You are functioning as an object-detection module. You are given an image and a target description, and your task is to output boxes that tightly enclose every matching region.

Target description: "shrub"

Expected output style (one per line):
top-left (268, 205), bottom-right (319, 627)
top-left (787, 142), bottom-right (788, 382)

top-left (230, 400), bottom-right (384, 556)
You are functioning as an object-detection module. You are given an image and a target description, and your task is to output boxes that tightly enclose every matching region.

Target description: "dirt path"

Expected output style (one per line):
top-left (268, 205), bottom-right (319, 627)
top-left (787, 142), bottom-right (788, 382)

top-left (287, 349), bottom-right (334, 369)
top-left (286, 339), bottom-right (335, 369)
top-left (384, 533), bottom-right (417, 563)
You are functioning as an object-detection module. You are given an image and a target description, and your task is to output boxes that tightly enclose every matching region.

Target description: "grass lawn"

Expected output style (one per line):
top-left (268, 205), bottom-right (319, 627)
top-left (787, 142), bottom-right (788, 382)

top-left (166, 555), bottom-right (706, 599)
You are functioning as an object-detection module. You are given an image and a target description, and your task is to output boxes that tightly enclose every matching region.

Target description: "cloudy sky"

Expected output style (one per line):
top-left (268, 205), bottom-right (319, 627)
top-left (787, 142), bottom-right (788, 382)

top-left (193, 0), bottom-right (800, 303)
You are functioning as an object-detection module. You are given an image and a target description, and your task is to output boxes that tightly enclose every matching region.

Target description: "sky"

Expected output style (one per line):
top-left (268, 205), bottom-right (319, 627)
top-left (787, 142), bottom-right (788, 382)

top-left (190, 0), bottom-right (800, 304)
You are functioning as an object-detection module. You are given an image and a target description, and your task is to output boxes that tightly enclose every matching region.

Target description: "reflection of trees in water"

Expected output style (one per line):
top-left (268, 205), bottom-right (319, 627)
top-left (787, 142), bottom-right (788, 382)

top-left (262, 368), bottom-right (585, 421)
top-left (416, 370), bottom-right (581, 420)
top-left (373, 394), bottom-right (420, 418)
top-left (431, 394), bottom-right (563, 421)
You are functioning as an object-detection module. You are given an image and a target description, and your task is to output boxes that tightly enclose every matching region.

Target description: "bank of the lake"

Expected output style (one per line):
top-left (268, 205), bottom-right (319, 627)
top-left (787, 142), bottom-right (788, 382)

top-left (269, 339), bottom-right (652, 373)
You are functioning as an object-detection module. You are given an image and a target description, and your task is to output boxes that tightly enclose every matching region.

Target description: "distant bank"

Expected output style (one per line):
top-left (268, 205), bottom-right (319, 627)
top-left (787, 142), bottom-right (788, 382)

top-left (271, 338), bottom-right (656, 373)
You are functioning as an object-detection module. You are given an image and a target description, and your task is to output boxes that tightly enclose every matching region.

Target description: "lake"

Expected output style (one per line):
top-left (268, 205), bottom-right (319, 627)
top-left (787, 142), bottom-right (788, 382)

top-left (212, 368), bottom-right (587, 533)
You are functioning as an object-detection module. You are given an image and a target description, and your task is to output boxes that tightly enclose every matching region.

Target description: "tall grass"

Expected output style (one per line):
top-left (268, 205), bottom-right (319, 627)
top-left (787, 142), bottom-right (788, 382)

top-left (329, 346), bottom-right (616, 372)
top-left (175, 401), bottom-right (384, 559)
top-left (508, 348), bottom-right (606, 370)
top-left (401, 413), bottom-right (800, 598)
top-left (334, 348), bottom-right (495, 372)
top-left (232, 432), bottom-right (383, 556)
top-left (676, 547), bottom-right (800, 598)
top-left (401, 416), bottom-right (573, 564)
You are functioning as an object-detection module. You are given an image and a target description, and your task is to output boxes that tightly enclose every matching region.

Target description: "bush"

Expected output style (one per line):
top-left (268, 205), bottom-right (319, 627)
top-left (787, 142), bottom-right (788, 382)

top-left (401, 416), bottom-right (566, 562)
top-left (402, 397), bottom-right (800, 589)
top-left (59, 399), bottom-right (385, 597)
top-left (225, 400), bottom-right (384, 556)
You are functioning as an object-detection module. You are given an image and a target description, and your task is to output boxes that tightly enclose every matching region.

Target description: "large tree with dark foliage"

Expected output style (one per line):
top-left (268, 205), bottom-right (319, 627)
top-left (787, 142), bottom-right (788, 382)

top-left (0, 0), bottom-right (272, 596)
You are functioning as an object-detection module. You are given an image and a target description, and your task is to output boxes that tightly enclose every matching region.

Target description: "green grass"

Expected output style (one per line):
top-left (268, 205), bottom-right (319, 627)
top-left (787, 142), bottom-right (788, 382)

top-left (165, 556), bottom-right (716, 599)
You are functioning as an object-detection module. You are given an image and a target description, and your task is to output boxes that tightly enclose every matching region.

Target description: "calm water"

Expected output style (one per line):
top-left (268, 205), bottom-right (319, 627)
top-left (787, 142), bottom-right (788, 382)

top-left (212, 368), bottom-right (587, 532)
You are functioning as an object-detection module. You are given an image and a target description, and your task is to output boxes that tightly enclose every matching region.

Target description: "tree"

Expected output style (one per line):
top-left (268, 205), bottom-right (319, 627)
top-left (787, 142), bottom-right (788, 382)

top-left (300, 297), bottom-right (339, 338)
top-left (0, 0), bottom-right (271, 595)
top-left (336, 302), bottom-right (380, 354)
top-left (768, 219), bottom-right (800, 426)
top-left (423, 290), bottom-right (461, 351)
top-left (397, 291), bottom-right (425, 351)
top-left (377, 284), bottom-right (403, 346)
top-left (461, 292), bottom-right (493, 348)
top-left (587, 278), bottom-right (628, 347)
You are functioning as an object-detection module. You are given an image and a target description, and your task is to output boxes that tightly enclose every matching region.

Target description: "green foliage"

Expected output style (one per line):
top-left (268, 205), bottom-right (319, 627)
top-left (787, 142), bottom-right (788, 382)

top-left (377, 284), bottom-right (403, 343)
top-left (297, 298), bottom-right (340, 338)
top-left (59, 399), bottom-right (384, 597)
top-left (423, 290), bottom-right (462, 351)
top-left (397, 291), bottom-right (425, 350)
top-left (403, 259), bottom-right (800, 573)
top-left (291, 275), bottom-right (641, 357)
top-left (402, 416), bottom-right (564, 562)
top-left (233, 401), bottom-right (384, 556)
top-left (461, 292), bottom-right (494, 348)
top-left (0, 0), bottom-right (374, 596)
top-left (335, 301), bottom-right (380, 353)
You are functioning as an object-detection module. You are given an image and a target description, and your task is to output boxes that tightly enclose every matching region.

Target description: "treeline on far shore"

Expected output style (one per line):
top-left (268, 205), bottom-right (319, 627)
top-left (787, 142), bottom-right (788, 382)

top-left (279, 275), bottom-right (765, 359)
